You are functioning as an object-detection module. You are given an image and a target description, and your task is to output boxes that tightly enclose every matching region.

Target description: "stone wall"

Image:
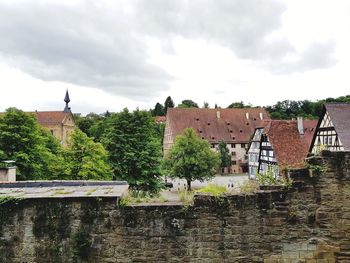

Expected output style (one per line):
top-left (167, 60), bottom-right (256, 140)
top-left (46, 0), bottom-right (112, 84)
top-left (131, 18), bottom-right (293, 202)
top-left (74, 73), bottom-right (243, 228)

top-left (1, 151), bottom-right (350, 263)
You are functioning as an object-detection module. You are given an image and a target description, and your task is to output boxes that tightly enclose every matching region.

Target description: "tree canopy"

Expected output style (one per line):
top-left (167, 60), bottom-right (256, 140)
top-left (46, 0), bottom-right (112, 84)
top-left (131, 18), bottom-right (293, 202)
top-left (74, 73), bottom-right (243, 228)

top-left (102, 109), bottom-right (163, 193)
top-left (0, 108), bottom-right (66, 180)
top-left (163, 128), bottom-right (220, 191)
top-left (178, 99), bottom-right (199, 108)
top-left (218, 141), bottom-right (231, 174)
top-left (65, 129), bottom-right (112, 180)
top-left (164, 96), bottom-right (175, 114)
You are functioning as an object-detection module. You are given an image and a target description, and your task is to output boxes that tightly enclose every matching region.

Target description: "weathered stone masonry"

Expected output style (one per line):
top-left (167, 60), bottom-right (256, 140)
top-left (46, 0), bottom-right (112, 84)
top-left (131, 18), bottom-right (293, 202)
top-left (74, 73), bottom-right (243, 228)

top-left (0, 151), bottom-right (350, 262)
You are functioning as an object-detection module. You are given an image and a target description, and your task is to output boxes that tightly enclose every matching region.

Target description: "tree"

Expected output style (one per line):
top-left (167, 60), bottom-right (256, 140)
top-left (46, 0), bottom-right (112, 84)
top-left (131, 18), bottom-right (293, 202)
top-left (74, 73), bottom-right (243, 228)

top-left (203, 102), bottom-right (210, 108)
top-left (65, 129), bottom-right (112, 180)
top-left (163, 128), bottom-right (220, 191)
top-left (152, 102), bottom-right (165, 116)
top-left (164, 96), bottom-right (175, 115)
top-left (178, 99), bottom-right (199, 108)
top-left (218, 141), bottom-right (231, 174)
top-left (0, 108), bottom-right (66, 180)
top-left (102, 109), bottom-right (163, 193)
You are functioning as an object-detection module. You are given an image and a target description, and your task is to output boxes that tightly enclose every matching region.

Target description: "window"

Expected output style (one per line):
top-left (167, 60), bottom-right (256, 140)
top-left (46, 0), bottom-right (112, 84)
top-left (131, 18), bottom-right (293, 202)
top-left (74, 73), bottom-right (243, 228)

top-left (232, 161), bottom-right (237, 165)
top-left (211, 144), bottom-right (215, 148)
top-left (231, 143), bottom-right (236, 148)
top-left (232, 151), bottom-right (236, 156)
top-left (241, 143), bottom-right (246, 148)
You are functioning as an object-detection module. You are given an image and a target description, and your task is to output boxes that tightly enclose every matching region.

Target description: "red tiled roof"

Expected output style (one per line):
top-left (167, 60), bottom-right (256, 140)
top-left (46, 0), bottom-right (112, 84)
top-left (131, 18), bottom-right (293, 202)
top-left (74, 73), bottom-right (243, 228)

top-left (325, 103), bottom-right (350, 151)
top-left (33, 111), bottom-right (70, 125)
top-left (167, 108), bottom-right (270, 143)
top-left (264, 120), bottom-right (315, 169)
top-left (303, 119), bottom-right (318, 147)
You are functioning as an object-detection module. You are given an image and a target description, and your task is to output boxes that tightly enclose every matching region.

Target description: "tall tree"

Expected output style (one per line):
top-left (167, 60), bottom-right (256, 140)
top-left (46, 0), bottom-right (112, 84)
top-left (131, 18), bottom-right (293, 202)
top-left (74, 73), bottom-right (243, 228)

top-left (102, 109), bottom-right (163, 193)
top-left (163, 128), bottom-right (220, 191)
top-left (164, 96), bottom-right (175, 115)
top-left (218, 141), bottom-right (231, 174)
top-left (0, 108), bottom-right (66, 180)
top-left (178, 99), bottom-right (199, 108)
top-left (152, 102), bottom-right (165, 116)
top-left (65, 129), bottom-right (112, 180)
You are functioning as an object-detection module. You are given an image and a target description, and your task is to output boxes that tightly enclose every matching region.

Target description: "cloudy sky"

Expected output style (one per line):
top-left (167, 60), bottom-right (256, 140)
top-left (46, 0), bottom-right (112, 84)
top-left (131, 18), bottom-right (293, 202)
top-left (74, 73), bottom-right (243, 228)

top-left (0, 0), bottom-right (349, 114)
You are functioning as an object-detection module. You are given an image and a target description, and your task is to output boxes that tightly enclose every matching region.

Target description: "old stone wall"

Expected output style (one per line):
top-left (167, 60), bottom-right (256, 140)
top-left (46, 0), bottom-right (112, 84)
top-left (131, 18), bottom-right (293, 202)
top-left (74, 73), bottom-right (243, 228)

top-left (0, 151), bottom-right (350, 263)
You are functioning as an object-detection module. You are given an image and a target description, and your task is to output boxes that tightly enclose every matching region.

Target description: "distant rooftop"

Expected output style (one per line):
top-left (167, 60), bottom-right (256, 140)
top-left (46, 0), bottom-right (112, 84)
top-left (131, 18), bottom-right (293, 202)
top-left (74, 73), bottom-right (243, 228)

top-left (0, 180), bottom-right (128, 199)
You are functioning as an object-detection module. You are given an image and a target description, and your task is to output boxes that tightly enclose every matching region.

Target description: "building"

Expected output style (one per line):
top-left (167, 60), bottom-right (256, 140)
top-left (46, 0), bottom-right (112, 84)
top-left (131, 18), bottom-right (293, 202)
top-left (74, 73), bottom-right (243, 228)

top-left (310, 103), bottom-right (350, 154)
top-left (0, 90), bottom-right (75, 145)
top-left (164, 108), bottom-right (270, 174)
top-left (247, 118), bottom-right (317, 179)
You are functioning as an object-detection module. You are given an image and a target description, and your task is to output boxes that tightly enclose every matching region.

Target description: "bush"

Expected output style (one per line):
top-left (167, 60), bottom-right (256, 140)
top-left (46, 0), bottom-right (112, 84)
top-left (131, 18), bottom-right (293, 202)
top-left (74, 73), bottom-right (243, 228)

top-left (196, 183), bottom-right (227, 196)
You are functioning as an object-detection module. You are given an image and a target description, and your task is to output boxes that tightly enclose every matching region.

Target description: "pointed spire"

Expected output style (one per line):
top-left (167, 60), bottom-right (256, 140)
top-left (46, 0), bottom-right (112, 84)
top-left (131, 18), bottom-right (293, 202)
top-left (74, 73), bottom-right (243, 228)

top-left (64, 90), bottom-right (71, 112)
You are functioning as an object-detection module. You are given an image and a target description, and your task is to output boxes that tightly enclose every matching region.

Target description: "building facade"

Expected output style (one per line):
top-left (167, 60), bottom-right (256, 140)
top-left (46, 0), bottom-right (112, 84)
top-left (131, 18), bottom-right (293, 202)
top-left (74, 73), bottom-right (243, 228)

top-left (248, 118), bottom-right (317, 179)
top-left (310, 103), bottom-right (350, 154)
top-left (164, 108), bottom-right (270, 174)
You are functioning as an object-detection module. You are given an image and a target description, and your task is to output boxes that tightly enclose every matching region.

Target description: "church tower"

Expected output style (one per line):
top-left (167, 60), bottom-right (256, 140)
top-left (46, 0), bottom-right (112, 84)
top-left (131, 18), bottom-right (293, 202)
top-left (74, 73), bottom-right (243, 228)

top-left (64, 90), bottom-right (71, 112)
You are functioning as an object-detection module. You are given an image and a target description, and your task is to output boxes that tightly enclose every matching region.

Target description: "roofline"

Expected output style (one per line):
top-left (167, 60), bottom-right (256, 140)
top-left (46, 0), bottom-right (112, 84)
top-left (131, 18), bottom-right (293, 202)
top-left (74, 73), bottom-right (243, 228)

top-left (308, 105), bottom-right (326, 153)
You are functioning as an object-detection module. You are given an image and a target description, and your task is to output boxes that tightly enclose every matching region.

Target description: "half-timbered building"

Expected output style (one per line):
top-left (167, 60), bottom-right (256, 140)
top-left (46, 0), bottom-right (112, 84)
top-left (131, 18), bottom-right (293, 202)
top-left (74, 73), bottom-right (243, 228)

top-left (248, 118), bottom-right (317, 179)
top-left (310, 103), bottom-right (350, 154)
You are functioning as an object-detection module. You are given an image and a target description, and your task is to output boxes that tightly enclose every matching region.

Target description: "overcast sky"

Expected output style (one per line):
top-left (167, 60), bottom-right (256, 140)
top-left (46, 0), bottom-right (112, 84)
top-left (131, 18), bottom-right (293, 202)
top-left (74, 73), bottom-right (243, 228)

top-left (0, 0), bottom-right (349, 114)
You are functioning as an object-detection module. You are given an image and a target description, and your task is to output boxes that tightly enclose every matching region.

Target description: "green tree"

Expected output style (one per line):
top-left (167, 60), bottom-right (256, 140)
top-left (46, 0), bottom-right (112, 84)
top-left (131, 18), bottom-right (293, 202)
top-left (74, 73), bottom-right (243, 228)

top-left (203, 102), bottom-right (210, 108)
top-left (102, 109), bottom-right (163, 193)
top-left (65, 129), bottom-right (112, 180)
top-left (0, 108), bottom-right (66, 180)
top-left (152, 102), bottom-right (165, 116)
top-left (163, 128), bottom-right (220, 191)
top-left (218, 141), bottom-right (231, 174)
top-left (164, 96), bottom-right (175, 115)
top-left (178, 99), bottom-right (199, 108)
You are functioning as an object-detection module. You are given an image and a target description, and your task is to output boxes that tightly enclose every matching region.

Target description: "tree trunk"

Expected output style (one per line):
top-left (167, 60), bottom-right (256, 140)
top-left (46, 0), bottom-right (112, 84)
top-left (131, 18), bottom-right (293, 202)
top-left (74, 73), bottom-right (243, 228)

top-left (186, 179), bottom-right (192, 191)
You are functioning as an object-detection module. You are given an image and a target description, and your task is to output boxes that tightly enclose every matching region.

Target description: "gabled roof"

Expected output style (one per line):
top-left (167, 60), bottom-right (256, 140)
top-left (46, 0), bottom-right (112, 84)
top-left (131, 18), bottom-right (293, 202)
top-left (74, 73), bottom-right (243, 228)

top-left (264, 120), bottom-right (316, 169)
top-left (34, 111), bottom-right (72, 125)
top-left (166, 108), bottom-right (270, 143)
top-left (324, 103), bottom-right (350, 150)
top-left (0, 111), bottom-right (72, 126)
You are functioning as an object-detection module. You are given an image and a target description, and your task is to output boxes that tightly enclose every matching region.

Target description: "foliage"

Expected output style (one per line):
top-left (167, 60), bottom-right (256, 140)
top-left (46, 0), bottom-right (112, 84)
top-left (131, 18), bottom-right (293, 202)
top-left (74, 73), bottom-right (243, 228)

top-left (266, 95), bottom-right (350, 120)
top-left (102, 109), bottom-right (163, 193)
top-left (164, 96), bottom-right (175, 115)
top-left (196, 183), bottom-right (227, 196)
top-left (239, 180), bottom-right (260, 193)
top-left (218, 141), bottom-right (231, 173)
top-left (163, 128), bottom-right (220, 191)
top-left (256, 165), bottom-right (292, 187)
top-left (227, 101), bottom-right (252, 108)
top-left (178, 99), bottom-right (199, 108)
top-left (74, 112), bottom-right (104, 138)
top-left (178, 190), bottom-right (195, 205)
top-left (308, 164), bottom-right (327, 176)
top-left (119, 190), bottom-right (167, 205)
top-left (203, 102), bottom-right (210, 108)
top-left (152, 102), bottom-right (165, 116)
top-left (0, 108), bottom-right (67, 180)
top-left (65, 129), bottom-right (112, 180)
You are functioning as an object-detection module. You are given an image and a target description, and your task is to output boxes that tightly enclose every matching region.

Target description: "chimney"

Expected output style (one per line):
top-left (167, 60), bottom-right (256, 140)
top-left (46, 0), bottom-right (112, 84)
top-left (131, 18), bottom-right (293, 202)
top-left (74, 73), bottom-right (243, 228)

top-left (0, 160), bottom-right (16, 182)
top-left (297, 117), bottom-right (304, 135)
top-left (216, 110), bottom-right (221, 119)
top-left (259, 112), bottom-right (263, 120)
top-left (246, 112), bottom-right (249, 120)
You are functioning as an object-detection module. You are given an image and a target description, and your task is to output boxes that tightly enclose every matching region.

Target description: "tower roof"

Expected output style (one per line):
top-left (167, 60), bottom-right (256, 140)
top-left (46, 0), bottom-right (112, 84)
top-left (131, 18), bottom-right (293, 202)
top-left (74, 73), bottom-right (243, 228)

top-left (64, 90), bottom-right (70, 112)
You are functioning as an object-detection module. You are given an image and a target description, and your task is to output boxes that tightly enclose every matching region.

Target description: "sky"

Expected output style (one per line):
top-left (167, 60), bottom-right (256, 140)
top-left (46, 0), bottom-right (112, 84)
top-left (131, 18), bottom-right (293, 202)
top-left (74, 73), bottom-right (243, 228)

top-left (0, 0), bottom-right (349, 115)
